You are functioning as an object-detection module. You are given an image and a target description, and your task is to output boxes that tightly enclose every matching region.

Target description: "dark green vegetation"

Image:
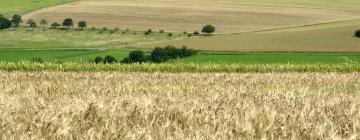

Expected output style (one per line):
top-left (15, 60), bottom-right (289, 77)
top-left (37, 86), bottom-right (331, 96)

top-left (0, 15), bottom-right (11, 29)
top-left (121, 46), bottom-right (197, 63)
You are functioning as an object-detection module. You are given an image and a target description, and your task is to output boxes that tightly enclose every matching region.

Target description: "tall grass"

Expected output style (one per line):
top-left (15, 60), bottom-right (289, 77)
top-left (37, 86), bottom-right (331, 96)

top-left (0, 61), bottom-right (359, 72)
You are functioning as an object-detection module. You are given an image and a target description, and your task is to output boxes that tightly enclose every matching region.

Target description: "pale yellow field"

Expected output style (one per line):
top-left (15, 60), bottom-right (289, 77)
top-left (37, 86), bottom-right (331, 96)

top-left (1, 72), bottom-right (360, 139)
top-left (23, 0), bottom-right (360, 33)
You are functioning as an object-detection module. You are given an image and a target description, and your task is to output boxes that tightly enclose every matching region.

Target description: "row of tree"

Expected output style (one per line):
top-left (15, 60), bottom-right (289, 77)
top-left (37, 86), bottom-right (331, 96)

top-left (92, 46), bottom-right (197, 64)
top-left (2, 14), bottom-right (215, 35)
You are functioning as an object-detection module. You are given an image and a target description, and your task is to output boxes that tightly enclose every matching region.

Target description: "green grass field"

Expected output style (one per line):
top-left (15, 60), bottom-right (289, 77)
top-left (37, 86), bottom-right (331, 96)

top-left (0, 0), bottom-right (75, 17)
top-left (1, 48), bottom-right (359, 65)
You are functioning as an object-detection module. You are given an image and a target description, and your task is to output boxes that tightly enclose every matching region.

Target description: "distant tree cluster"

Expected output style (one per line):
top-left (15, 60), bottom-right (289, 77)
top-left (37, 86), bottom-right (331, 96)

top-left (121, 46), bottom-right (197, 64)
top-left (91, 46), bottom-right (197, 64)
top-left (92, 55), bottom-right (118, 64)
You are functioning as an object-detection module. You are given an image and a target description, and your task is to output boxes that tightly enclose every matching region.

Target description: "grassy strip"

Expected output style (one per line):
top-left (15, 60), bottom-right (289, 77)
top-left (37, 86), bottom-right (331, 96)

top-left (0, 61), bottom-right (359, 72)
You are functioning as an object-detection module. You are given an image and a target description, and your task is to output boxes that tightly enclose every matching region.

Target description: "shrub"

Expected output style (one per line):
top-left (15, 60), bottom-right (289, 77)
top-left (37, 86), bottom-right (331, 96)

top-left (183, 31), bottom-right (187, 35)
top-left (94, 56), bottom-right (103, 64)
top-left (129, 50), bottom-right (146, 63)
top-left (159, 29), bottom-right (164, 33)
top-left (145, 29), bottom-right (152, 35)
top-left (121, 57), bottom-right (132, 64)
top-left (193, 31), bottom-right (200, 35)
top-left (168, 33), bottom-right (173, 37)
top-left (151, 45), bottom-right (197, 63)
top-left (30, 57), bottom-right (43, 63)
top-left (202, 24), bottom-right (215, 35)
top-left (102, 27), bottom-right (108, 31)
top-left (51, 22), bottom-right (61, 29)
top-left (187, 33), bottom-right (193, 37)
top-left (355, 30), bottom-right (360, 38)
top-left (0, 15), bottom-right (11, 29)
top-left (103, 55), bottom-right (117, 64)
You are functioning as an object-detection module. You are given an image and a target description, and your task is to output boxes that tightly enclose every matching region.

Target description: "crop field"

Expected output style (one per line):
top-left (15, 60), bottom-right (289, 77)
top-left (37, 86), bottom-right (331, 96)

top-left (0, 28), bottom-right (184, 49)
top-left (161, 20), bottom-right (360, 51)
top-left (0, 72), bottom-right (360, 139)
top-left (23, 0), bottom-right (360, 33)
top-left (1, 0), bottom-right (360, 139)
top-left (0, 0), bottom-right (75, 17)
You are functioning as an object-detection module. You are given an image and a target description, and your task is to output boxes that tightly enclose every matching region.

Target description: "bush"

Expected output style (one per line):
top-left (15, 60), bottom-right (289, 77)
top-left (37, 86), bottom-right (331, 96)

top-left (355, 30), bottom-right (360, 38)
top-left (129, 50), bottom-right (146, 63)
top-left (187, 33), bottom-right (193, 37)
top-left (103, 55), bottom-right (117, 64)
top-left (0, 15), bottom-right (11, 29)
top-left (159, 29), bottom-right (164, 33)
top-left (193, 31), bottom-right (200, 35)
top-left (30, 57), bottom-right (43, 63)
top-left (51, 22), bottom-right (61, 29)
top-left (202, 24), bottom-right (215, 35)
top-left (94, 56), bottom-right (103, 64)
top-left (145, 29), bottom-right (152, 35)
top-left (151, 46), bottom-right (197, 63)
top-left (168, 33), bottom-right (173, 37)
top-left (121, 57), bottom-right (132, 64)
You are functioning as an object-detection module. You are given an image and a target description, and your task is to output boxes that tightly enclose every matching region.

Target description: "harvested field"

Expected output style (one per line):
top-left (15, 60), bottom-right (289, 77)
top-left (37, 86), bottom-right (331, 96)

top-left (1, 72), bottom-right (360, 139)
top-left (23, 0), bottom-right (360, 33)
top-left (159, 20), bottom-right (360, 52)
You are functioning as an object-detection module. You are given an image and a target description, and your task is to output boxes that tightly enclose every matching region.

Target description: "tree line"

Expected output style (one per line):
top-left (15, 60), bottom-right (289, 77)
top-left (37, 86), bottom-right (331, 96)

top-left (1, 14), bottom-right (216, 35)
top-left (91, 46), bottom-right (197, 64)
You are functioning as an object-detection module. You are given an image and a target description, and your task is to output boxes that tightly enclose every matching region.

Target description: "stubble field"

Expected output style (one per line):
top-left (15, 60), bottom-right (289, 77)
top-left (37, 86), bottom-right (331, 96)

top-left (1, 72), bottom-right (360, 139)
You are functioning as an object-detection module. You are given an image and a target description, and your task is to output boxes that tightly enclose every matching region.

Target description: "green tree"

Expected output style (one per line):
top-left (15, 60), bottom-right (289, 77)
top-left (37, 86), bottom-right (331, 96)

top-left (104, 55), bottom-right (117, 64)
top-left (201, 24), bottom-right (215, 35)
top-left (51, 22), bottom-right (61, 29)
top-left (94, 56), bottom-right (103, 64)
top-left (62, 18), bottom-right (73, 29)
top-left (11, 14), bottom-right (22, 28)
top-left (129, 50), bottom-right (146, 63)
top-left (30, 22), bottom-right (37, 31)
top-left (0, 15), bottom-right (11, 29)
top-left (78, 21), bottom-right (87, 29)
top-left (40, 19), bottom-right (48, 27)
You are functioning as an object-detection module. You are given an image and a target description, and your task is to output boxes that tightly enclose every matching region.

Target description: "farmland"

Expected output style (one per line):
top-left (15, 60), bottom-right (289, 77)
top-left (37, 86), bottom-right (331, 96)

top-left (23, 0), bottom-right (360, 33)
top-left (1, 72), bottom-right (360, 139)
top-left (0, 0), bottom-right (75, 17)
top-left (1, 0), bottom-right (360, 139)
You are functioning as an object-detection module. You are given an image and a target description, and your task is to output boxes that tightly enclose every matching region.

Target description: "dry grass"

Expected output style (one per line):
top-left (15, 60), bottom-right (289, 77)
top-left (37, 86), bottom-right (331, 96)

top-left (0, 72), bottom-right (360, 139)
top-left (23, 0), bottom-right (360, 33)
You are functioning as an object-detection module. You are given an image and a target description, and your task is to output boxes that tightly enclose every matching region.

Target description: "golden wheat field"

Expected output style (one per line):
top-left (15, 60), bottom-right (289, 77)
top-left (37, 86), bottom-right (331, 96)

top-left (0, 72), bottom-right (360, 139)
